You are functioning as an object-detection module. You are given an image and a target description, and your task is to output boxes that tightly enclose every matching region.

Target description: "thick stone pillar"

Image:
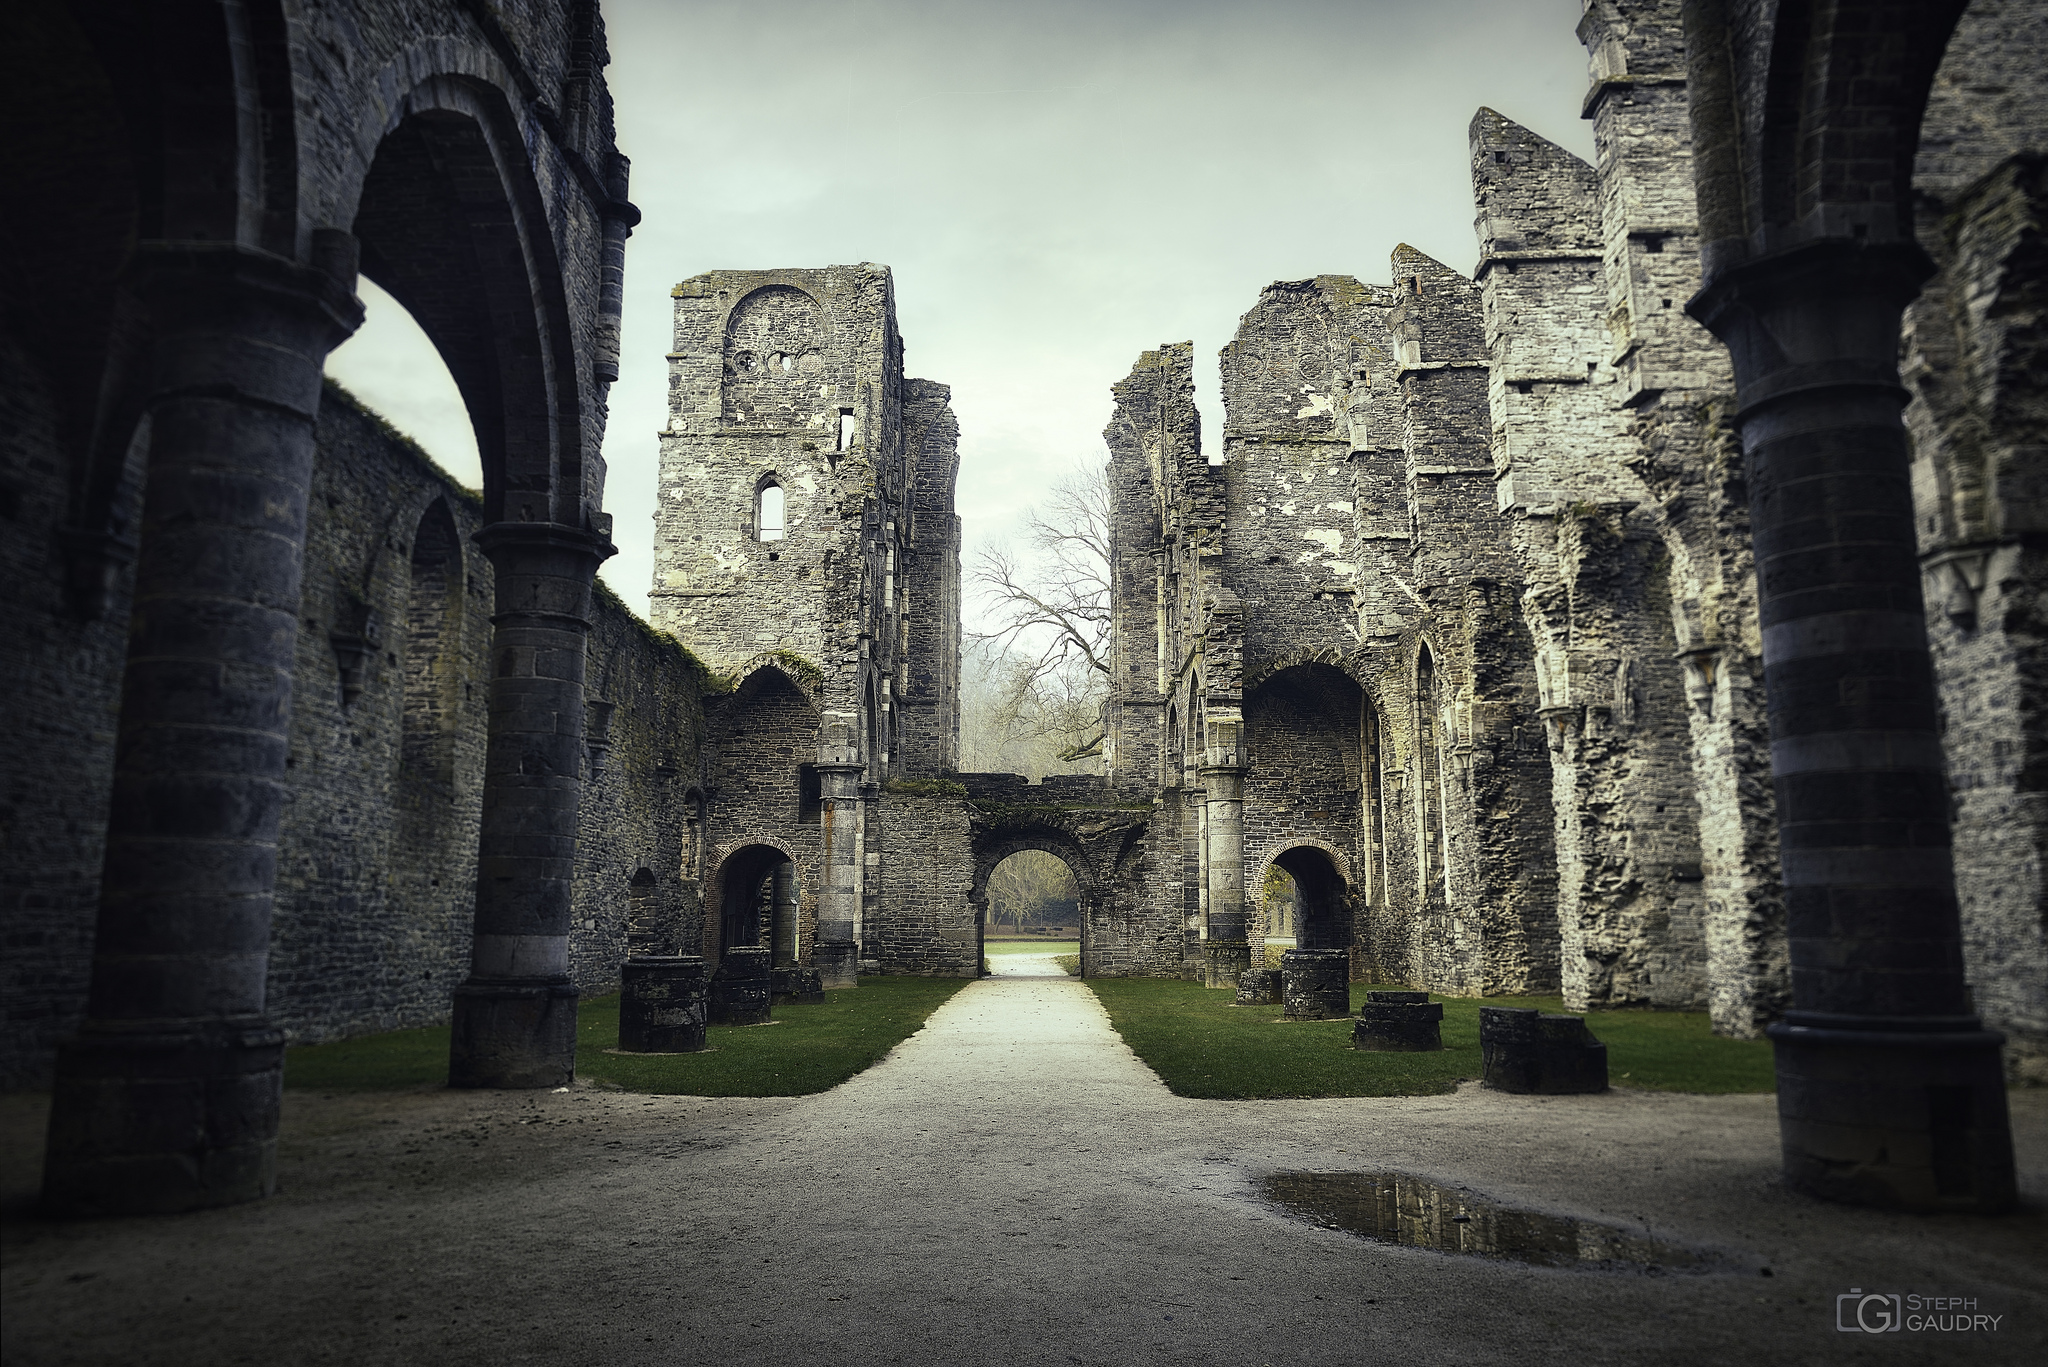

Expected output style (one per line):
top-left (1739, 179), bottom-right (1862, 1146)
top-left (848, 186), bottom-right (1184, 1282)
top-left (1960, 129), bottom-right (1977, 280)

top-left (815, 724), bottom-right (863, 988)
top-left (1200, 720), bottom-right (1250, 988)
top-left (1691, 241), bottom-right (2016, 1212)
top-left (42, 242), bottom-right (361, 1215)
top-left (448, 522), bottom-right (614, 1088)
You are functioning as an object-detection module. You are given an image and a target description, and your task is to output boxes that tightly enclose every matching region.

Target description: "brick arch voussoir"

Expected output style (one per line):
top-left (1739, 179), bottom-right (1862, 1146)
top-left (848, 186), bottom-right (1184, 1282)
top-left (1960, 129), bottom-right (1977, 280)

top-left (729, 656), bottom-right (825, 709)
top-left (968, 829), bottom-right (1102, 906)
top-left (710, 833), bottom-right (814, 917)
top-left (1250, 840), bottom-right (1354, 899)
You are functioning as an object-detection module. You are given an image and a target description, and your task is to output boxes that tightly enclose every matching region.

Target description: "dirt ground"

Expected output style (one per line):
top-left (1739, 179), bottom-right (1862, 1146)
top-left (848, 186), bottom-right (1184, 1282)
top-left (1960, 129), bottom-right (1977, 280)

top-left (4, 959), bottom-right (2043, 1366)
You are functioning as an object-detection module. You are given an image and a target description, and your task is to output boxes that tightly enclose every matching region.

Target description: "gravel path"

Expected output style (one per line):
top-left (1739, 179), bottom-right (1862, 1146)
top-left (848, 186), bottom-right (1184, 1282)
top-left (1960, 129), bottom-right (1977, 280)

top-left (4, 976), bottom-right (2043, 1365)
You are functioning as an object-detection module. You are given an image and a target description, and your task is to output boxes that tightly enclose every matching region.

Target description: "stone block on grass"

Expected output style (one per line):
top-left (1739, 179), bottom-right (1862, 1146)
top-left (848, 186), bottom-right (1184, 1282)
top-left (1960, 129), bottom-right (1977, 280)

top-left (1235, 968), bottom-right (1283, 1006)
top-left (1282, 948), bottom-right (1349, 1020)
top-left (710, 947), bottom-right (773, 1026)
top-left (618, 956), bottom-right (710, 1053)
top-left (1354, 990), bottom-right (1444, 1051)
top-left (1479, 1006), bottom-right (1607, 1094)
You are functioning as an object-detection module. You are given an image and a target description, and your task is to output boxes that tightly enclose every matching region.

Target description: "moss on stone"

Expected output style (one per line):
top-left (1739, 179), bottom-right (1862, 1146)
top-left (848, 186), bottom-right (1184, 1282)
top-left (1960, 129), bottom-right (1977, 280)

top-left (319, 378), bottom-right (483, 507)
top-left (884, 777), bottom-right (969, 798)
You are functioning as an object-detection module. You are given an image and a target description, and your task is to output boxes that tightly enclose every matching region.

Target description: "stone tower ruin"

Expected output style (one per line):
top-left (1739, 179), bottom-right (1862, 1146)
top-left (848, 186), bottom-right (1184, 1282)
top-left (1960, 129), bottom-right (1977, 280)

top-left (649, 265), bottom-right (963, 985)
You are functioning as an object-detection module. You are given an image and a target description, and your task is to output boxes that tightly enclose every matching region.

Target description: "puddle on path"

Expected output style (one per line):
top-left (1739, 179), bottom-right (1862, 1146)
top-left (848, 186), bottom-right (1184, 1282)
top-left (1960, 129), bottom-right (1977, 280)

top-left (1265, 1172), bottom-right (1734, 1274)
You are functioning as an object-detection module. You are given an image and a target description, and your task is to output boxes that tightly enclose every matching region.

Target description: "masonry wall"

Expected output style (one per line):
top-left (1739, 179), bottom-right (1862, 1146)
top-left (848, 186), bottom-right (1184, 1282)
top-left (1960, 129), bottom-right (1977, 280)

top-left (872, 792), bottom-right (978, 976)
top-left (573, 584), bottom-right (706, 977)
top-left (1903, 0), bottom-right (2048, 1082)
top-left (0, 317), bottom-right (139, 1088)
top-left (898, 380), bottom-right (962, 776)
top-left (0, 378), bottom-right (710, 1086)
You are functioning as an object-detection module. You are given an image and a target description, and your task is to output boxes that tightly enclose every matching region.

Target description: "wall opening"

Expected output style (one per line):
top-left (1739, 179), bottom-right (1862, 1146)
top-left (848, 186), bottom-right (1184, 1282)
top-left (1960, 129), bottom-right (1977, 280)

top-left (756, 482), bottom-right (785, 541)
top-left (1271, 847), bottom-right (1349, 953)
top-left (715, 844), bottom-right (799, 964)
top-left (399, 498), bottom-right (462, 802)
top-left (1417, 645), bottom-right (1450, 902)
top-left (983, 849), bottom-right (1084, 977)
top-left (837, 408), bottom-right (856, 451)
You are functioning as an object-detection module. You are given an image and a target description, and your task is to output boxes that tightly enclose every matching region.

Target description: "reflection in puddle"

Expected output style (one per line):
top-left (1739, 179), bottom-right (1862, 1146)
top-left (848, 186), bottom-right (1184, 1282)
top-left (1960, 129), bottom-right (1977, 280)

top-left (1265, 1172), bottom-right (1729, 1273)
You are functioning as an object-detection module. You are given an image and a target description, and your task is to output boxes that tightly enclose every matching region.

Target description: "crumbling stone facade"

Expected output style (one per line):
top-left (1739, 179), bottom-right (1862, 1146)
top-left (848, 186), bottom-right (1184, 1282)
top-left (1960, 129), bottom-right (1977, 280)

top-left (646, 266), bottom-right (1180, 985)
top-left (648, 265), bottom-right (967, 984)
top-left (1092, 0), bottom-right (2045, 1115)
top-left (2, 383), bottom-right (701, 1090)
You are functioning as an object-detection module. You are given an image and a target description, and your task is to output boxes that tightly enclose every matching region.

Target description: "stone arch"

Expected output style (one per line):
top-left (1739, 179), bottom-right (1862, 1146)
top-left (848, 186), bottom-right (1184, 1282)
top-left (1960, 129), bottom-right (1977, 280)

top-left (342, 73), bottom-right (585, 525)
top-left (728, 655), bottom-right (824, 708)
top-left (970, 826), bottom-right (1104, 973)
top-left (1255, 844), bottom-right (1353, 953)
top-left (10, 2), bottom-right (305, 607)
top-left (722, 284), bottom-right (825, 424)
top-left (710, 840), bottom-right (804, 966)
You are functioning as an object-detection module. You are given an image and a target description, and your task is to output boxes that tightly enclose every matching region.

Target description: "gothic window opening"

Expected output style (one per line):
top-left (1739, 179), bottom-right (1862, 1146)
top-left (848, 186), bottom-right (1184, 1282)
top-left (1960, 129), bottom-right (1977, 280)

top-left (1416, 646), bottom-right (1450, 902)
top-left (756, 482), bottom-right (785, 541)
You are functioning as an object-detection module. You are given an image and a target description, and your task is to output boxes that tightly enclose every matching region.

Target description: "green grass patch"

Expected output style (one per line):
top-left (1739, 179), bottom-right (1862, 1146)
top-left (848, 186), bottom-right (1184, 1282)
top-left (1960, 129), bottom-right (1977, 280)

top-left (285, 976), bottom-right (971, 1097)
top-left (1053, 954), bottom-right (1080, 976)
top-left (284, 1020), bottom-right (452, 1092)
top-left (1082, 978), bottom-right (1775, 1100)
top-left (985, 939), bottom-right (1080, 956)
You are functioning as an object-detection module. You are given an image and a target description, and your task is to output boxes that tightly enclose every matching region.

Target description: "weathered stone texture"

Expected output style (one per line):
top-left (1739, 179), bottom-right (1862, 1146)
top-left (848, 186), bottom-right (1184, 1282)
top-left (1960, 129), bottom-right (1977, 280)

top-left (0, 380), bottom-right (706, 1086)
top-left (1905, 0), bottom-right (2048, 1083)
top-left (0, 326), bottom-right (141, 1088)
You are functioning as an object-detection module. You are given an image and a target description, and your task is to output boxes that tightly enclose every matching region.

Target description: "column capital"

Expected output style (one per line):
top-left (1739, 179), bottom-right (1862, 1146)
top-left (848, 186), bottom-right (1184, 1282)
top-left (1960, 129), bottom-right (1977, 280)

top-left (1686, 239), bottom-right (1934, 417)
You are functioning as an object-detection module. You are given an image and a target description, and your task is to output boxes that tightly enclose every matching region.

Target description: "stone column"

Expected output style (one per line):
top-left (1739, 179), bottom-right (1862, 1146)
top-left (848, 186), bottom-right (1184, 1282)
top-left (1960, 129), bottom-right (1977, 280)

top-left (815, 719), bottom-right (863, 988)
top-left (1690, 241), bottom-right (2016, 1211)
top-left (1200, 719), bottom-right (1250, 988)
top-left (42, 241), bottom-right (362, 1215)
top-left (448, 521), bottom-right (614, 1088)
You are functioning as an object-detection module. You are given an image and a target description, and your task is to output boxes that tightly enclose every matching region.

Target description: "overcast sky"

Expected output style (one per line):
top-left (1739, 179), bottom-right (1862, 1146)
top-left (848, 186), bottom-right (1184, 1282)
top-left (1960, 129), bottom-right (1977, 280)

top-left (325, 0), bottom-right (1596, 626)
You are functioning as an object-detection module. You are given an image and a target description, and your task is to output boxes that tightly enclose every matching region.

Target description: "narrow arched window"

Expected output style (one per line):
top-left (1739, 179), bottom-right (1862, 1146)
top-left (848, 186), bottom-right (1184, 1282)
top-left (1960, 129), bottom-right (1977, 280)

top-left (757, 483), bottom-right (785, 541)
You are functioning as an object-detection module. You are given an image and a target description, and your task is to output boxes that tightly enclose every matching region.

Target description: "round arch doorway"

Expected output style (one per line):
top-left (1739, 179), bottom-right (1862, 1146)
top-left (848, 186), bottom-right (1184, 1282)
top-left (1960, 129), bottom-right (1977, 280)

top-left (1258, 845), bottom-right (1353, 957)
top-left (981, 849), bottom-right (1086, 977)
top-left (712, 844), bottom-right (802, 969)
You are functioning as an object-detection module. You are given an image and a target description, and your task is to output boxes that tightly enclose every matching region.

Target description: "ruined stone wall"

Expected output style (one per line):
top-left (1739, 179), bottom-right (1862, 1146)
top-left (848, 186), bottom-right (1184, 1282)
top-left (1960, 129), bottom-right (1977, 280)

top-left (1904, 0), bottom-right (2048, 1082)
top-left (898, 380), bottom-right (962, 776)
top-left (1464, 1), bottom-right (1782, 1034)
top-left (264, 388), bottom-right (494, 1044)
top-left (0, 376), bottom-right (707, 1085)
top-left (0, 320), bottom-right (139, 1088)
top-left (649, 264), bottom-right (969, 978)
top-left (1382, 249), bottom-right (1557, 996)
top-left (573, 584), bottom-right (705, 978)
top-left (1101, 263), bottom-right (1554, 998)
top-left (871, 792), bottom-right (977, 976)
top-left (1577, 0), bottom-right (1777, 1030)
top-left (698, 669), bottom-right (825, 962)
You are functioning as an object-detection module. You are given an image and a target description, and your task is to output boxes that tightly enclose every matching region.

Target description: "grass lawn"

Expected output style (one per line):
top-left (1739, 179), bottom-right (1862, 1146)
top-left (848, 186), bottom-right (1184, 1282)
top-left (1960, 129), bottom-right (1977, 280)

top-left (986, 939), bottom-right (1080, 956)
top-left (1083, 977), bottom-right (1775, 1100)
top-left (284, 976), bottom-right (971, 1097)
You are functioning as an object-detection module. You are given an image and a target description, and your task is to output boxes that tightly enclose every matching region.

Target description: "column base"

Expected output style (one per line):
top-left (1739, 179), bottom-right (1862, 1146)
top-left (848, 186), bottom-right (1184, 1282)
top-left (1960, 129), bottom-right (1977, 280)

top-left (42, 1022), bottom-right (285, 1216)
top-left (1203, 940), bottom-right (1251, 989)
top-left (449, 980), bottom-right (578, 1089)
top-left (1769, 1016), bottom-right (2016, 1213)
top-left (817, 943), bottom-right (859, 989)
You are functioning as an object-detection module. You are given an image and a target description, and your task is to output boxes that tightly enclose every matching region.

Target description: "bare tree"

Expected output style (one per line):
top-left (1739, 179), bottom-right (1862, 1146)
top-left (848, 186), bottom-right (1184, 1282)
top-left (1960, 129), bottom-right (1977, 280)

top-left (969, 465), bottom-right (1112, 762)
top-left (985, 850), bottom-right (1080, 934)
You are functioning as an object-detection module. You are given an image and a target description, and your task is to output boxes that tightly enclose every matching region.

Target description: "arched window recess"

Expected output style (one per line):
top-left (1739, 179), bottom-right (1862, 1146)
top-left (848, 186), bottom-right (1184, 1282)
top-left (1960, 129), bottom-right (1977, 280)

top-left (755, 479), bottom-right (785, 542)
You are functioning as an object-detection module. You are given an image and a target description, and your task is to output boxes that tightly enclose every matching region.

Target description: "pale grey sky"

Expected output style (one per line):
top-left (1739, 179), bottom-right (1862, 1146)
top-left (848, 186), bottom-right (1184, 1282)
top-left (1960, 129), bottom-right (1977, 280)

top-left (325, 0), bottom-right (1597, 625)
